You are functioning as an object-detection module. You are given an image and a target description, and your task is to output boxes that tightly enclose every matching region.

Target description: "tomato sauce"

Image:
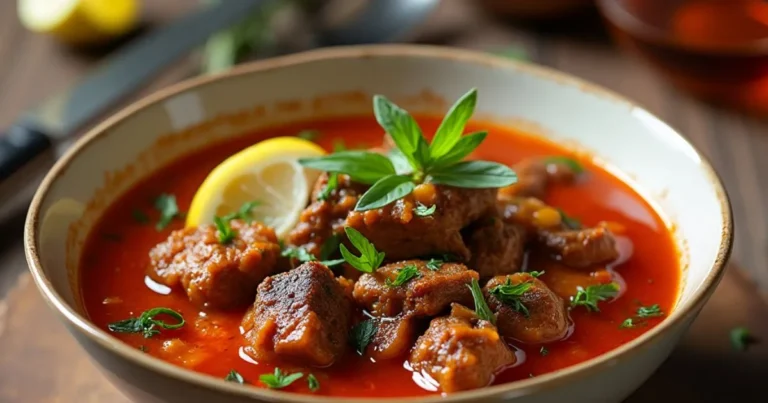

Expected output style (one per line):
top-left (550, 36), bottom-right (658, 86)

top-left (80, 116), bottom-right (680, 397)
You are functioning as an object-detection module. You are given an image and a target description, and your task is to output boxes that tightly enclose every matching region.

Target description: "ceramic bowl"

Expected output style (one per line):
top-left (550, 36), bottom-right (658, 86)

top-left (24, 45), bottom-right (732, 403)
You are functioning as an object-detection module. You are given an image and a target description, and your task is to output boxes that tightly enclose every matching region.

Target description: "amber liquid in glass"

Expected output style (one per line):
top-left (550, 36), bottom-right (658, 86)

top-left (603, 0), bottom-right (768, 114)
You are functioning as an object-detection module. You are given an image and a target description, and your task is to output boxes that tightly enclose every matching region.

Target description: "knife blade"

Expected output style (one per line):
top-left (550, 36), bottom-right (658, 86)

top-left (0, 0), bottom-right (269, 183)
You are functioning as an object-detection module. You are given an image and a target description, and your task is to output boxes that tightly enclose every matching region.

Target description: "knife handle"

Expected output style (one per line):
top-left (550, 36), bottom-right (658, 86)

top-left (0, 123), bottom-right (52, 182)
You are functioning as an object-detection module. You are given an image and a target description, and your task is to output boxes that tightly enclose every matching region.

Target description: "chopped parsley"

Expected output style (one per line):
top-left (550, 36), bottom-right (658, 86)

top-left (154, 193), bottom-right (181, 230)
top-left (225, 370), bottom-right (245, 384)
top-left (222, 200), bottom-right (260, 223)
top-left (108, 307), bottom-right (185, 338)
top-left (528, 270), bottom-right (545, 278)
top-left (570, 283), bottom-right (620, 312)
top-left (426, 258), bottom-right (443, 271)
top-left (539, 346), bottom-right (549, 356)
top-left (281, 245), bottom-right (344, 267)
top-left (214, 216), bottom-right (236, 244)
top-left (619, 318), bottom-right (635, 329)
top-left (259, 368), bottom-right (303, 389)
top-left (730, 327), bottom-right (757, 351)
top-left (350, 319), bottom-right (377, 355)
top-left (318, 173), bottom-right (338, 202)
top-left (339, 227), bottom-right (385, 273)
top-left (489, 278), bottom-right (533, 317)
top-left (467, 278), bottom-right (495, 324)
top-left (385, 265), bottom-right (421, 287)
top-left (307, 374), bottom-right (320, 392)
top-left (414, 202), bottom-right (436, 217)
top-left (636, 304), bottom-right (664, 318)
top-left (131, 209), bottom-right (149, 224)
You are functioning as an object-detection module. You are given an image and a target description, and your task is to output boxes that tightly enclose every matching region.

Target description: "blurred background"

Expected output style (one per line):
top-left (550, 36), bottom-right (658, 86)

top-left (1, 0), bottom-right (767, 401)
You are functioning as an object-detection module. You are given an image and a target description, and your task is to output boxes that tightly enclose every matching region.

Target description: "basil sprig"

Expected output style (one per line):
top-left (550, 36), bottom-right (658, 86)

top-left (299, 89), bottom-right (517, 211)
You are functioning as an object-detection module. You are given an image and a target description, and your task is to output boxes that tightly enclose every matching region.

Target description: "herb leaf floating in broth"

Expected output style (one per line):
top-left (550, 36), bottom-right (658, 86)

top-left (299, 89), bottom-right (517, 211)
top-left (225, 370), bottom-right (245, 384)
top-left (154, 193), bottom-right (181, 230)
top-left (108, 307), bottom-right (184, 338)
top-left (307, 374), bottom-right (320, 392)
top-left (636, 304), bottom-right (664, 318)
top-left (468, 278), bottom-right (495, 324)
top-left (351, 319), bottom-right (377, 355)
top-left (489, 279), bottom-right (534, 317)
top-left (259, 368), bottom-right (303, 389)
top-left (385, 264), bottom-right (421, 287)
top-left (570, 283), bottom-right (620, 312)
top-left (620, 318), bottom-right (635, 329)
top-left (339, 227), bottom-right (385, 273)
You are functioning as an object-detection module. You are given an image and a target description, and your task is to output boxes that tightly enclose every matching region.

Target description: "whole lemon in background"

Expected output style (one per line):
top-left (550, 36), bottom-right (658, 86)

top-left (18, 0), bottom-right (139, 46)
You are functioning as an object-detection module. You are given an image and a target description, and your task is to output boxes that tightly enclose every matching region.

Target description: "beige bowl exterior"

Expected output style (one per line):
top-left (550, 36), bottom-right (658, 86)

top-left (24, 45), bottom-right (732, 403)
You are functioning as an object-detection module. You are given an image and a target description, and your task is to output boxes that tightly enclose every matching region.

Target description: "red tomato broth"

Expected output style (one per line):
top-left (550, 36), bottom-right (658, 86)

top-left (80, 115), bottom-right (680, 397)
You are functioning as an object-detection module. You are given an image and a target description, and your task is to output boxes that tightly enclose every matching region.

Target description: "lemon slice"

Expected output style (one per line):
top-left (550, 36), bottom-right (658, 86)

top-left (18, 0), bottom-right (138, 46)
top-left (186, 137), bottom-right (326, 238)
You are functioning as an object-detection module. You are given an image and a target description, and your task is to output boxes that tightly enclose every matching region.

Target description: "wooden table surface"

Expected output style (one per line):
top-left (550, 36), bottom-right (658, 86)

top-left (1, 1), bottom-right (767, 402)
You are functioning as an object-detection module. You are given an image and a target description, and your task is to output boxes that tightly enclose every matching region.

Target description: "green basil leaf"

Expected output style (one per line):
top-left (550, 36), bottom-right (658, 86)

top-left (431, 131), bottom-right (487, 169)
top-left (387, 148), bottom-right (413, 175)
top-left (373, 95), bottom-right (430, 170)
top-left (429, 88), bottom-right (478, 159)
top-left (298, 151), bottom-right (395, 184)
top-left (355, 175), bottom-right (415, 211)
top-left (430, 161), bottom-right (517, 188)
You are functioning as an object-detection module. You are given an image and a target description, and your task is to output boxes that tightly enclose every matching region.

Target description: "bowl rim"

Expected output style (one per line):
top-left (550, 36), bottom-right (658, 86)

top-left (24, 43), bottom-right (733, 402)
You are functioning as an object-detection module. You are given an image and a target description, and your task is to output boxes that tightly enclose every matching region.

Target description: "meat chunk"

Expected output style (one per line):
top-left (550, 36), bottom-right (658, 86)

top-left (409, 304), bottom-right (516, 393)
top-left (345, 183), bottom-right (497, 261)
top-left (366, 315), bottom-right (418, 360)
top-left (501, 198), bottom-right (620, 268)
top-left (484, 273), bottom-right (569, 344)
top-left (538, 225), bottom-right (620, 268)
top-left (286, 173), bottom-right (368, 257)
top-left (464, 214), bottom-right (527, 279)
top-left (499, 157), bottom-right (577, 200)
top-left (353, 260), bottom-right (479, 317)
top-left (148, 220), bottom-right (280, 310)
top-left (241, 261), bottom-right (351, 366)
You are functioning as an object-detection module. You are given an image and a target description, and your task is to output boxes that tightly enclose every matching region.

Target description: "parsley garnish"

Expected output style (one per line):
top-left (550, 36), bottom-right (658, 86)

top-left (620, 318), bottom-right (635, 328)
top-left (467, 278), bottom-right (495, 324)
top-left (225, 370), bottom-right (245, 384)
top-left (414, 202), bottom-right (436, 217)
top-left (259, 368), bottom-right (303, 389)
top-left (558, 209), bottom-right (582, 229)
top-left (350, 319), bottom-right (377, 355)
top-left (385, 265), bottom-right (421, 287)
top-left (528, 270), bottom-right (545, 278)
top-left (318, 173), bottom-right (338, 202)
top-left (339, 227), bottom-right (385, 273)
top-left (636, 304), bottom-right (664, 318)
top-left (307, 374), bottom-right (320, 392)
top-left (281, 246), bottom-right (344, 267)
top-left (730, 327), bottom-right (757, 351)
top-left (542, 156), bottom-right (584, 174)
top-left (489, 279), bottom-right (533, 317)
top-left (540, 346), bottom-right (549, 356)
top-left (299, 89), bottom-right (517, 211)
top-left (214, 216), bottom-right (236, 244)
top-left (108, 307), bottom-right (184, 338)
top-left (570, 283), bottom-right (620, 312)
top-left (296, 130), bottom-right (320, 141)
top-left (154, 194), bottom-right (181, 230)
top-left (426, 258), bottom-right (443, 271)
top-left (222, 200), bottom-right (260, 223)
top-left (131, 209), bottom-right (149, 224)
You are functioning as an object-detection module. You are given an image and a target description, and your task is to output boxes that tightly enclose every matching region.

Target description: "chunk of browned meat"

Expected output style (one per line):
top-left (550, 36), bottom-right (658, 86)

top-left (538, 225), bottom-right (619, 268)
top-left (366, 314), bottom-right (418, 360)
top-left (241, 261), bottom-right (351, 366)
top-left (464, 215), bottom-right (527, 279)
top-left (286, 173), bottom-right (368, 257)
top-left (409, 304), bottom-right (516, 393)
top-left (345, 184), bottom-right (497, 261)
top-left (148, 220), bottom-right (280, 310)
top-left (499, 158), bottom-right (577, 200)
top-left (484, 273), bottom-right (569, 344)
top-left (352, 260), bottom-right (478, 317)
top-left (500, 198), bottom-right (620, 268)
